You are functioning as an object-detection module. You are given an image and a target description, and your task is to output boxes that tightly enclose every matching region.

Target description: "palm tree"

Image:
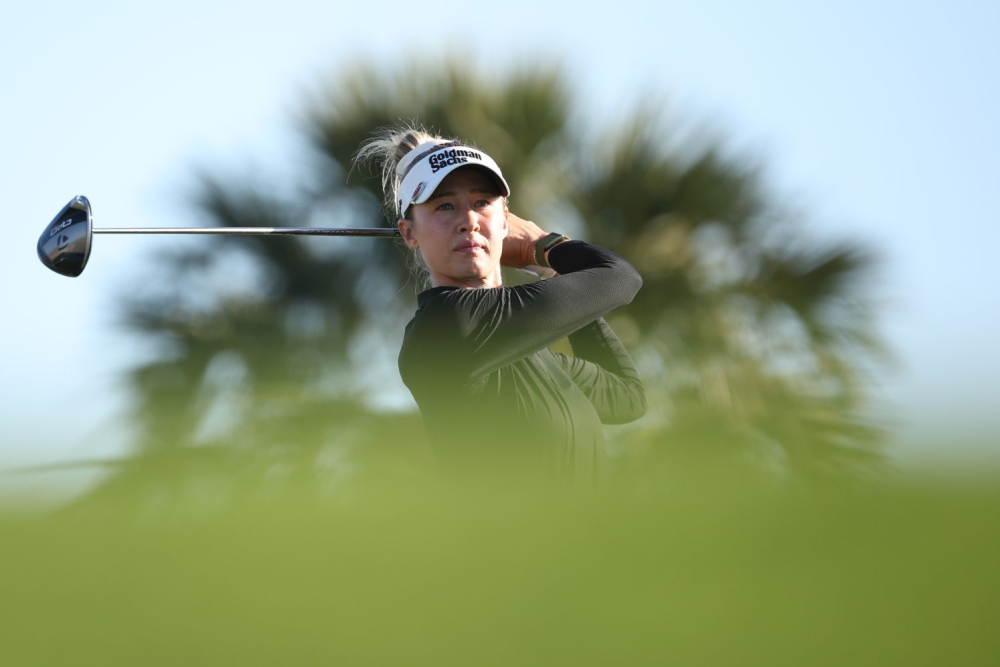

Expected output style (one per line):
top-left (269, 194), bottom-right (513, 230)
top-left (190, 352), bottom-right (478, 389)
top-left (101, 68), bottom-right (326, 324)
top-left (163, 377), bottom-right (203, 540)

top-left (107, 59), bottom-right (885, 493)
top-left (571, 119), bottom-right (885, 473)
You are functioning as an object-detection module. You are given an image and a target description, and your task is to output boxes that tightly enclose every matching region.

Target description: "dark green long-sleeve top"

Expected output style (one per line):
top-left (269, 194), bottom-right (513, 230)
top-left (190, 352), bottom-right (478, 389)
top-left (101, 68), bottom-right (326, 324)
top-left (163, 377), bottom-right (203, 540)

top-left (398, 240), bottom-right (647, 476)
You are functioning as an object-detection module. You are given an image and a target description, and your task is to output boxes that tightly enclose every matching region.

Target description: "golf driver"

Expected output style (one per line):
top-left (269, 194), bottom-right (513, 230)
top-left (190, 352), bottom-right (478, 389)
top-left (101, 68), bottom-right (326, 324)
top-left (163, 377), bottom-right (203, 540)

top-left (37, 195), bottom-right (402, 277)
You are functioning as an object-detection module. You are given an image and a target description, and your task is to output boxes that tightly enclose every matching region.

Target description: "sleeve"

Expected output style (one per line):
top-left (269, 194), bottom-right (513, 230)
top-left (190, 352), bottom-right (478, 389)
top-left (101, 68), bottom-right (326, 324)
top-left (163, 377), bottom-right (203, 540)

top-left (418, 241), bottom-right (643, 379)
top-left (554, 318), bottom-right (647, 424)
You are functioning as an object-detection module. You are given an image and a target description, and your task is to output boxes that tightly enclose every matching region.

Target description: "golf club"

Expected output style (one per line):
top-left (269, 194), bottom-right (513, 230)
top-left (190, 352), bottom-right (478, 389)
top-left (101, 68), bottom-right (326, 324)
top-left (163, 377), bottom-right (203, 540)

top-left (37, 195), bottom-right (402, 277)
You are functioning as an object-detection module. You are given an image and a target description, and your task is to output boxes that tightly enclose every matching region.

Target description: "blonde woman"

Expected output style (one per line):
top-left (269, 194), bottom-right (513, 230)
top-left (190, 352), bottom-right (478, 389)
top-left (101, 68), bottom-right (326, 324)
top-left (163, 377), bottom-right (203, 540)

top-left (357, 125), bottom-right (646, 476)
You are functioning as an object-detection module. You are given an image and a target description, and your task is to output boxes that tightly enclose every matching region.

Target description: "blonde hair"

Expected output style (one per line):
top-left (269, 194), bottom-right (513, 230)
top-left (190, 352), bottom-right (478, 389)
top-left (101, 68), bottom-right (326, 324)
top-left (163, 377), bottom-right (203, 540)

top-left (354, 123), bottom-right (455, 290)
top-left (353, 122), bottom-right (455, 221)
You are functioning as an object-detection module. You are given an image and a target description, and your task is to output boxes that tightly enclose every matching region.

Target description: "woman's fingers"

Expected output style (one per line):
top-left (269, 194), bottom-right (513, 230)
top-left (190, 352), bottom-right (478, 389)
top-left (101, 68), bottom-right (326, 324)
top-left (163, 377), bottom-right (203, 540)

top-left (502, 214), bottom-right (547, 268)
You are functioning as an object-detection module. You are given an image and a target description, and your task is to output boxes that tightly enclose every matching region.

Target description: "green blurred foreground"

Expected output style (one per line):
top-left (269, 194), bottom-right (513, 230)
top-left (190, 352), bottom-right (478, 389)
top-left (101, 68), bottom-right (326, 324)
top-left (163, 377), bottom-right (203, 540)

top-left (2, 464), bottom-right (999, 666)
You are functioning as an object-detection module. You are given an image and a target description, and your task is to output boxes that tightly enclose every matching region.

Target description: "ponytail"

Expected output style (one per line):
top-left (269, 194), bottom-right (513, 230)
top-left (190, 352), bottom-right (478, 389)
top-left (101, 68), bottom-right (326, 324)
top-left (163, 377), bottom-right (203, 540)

top-left (354, 122), bottom-right (455, 220)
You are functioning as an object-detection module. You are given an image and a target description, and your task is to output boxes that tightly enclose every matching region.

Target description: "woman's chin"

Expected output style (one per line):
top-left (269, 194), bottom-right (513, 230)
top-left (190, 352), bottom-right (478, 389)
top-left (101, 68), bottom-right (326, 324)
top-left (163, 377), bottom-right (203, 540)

top-left (457, 256), bottom-right (496, 274)
top-left (435, 260), bottom-right (501, 287)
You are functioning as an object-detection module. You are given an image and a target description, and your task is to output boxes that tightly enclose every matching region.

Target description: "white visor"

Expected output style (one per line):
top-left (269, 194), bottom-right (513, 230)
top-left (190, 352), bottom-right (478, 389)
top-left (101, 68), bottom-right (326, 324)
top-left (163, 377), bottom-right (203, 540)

top-left (397, 142), bottom-right (510, 217)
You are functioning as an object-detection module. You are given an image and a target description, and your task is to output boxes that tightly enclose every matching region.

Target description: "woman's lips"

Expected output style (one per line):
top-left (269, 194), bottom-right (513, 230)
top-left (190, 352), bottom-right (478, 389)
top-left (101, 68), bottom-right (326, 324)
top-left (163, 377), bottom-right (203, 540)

top-left (454, 241), bottom-right (486, 253)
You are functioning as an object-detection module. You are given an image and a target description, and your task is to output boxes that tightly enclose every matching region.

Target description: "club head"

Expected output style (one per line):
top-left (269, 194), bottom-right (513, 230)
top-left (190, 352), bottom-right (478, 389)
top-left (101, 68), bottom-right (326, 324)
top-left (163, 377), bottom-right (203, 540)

top-left (38, 195), bottom-right (93, 277)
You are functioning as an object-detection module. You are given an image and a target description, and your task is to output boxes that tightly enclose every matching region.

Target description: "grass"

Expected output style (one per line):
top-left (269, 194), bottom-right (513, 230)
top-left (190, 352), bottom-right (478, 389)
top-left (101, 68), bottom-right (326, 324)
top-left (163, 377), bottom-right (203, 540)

top-left (2, 454), bottom-right (999, 666)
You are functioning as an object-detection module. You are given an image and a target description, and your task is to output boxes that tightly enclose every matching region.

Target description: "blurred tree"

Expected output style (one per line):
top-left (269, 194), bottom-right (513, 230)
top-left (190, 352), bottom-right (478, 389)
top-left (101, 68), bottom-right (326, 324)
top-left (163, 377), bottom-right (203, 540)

top-left (573, 118), bottom-right (886, 474)
top-left (113, 59), bottom-right (885, 484)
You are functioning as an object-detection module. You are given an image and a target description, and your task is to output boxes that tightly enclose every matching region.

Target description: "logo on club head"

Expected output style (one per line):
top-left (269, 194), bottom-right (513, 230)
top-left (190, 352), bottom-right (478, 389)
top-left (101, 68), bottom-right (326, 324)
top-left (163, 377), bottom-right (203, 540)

top-left (50, 218), bottom-right (74, 237)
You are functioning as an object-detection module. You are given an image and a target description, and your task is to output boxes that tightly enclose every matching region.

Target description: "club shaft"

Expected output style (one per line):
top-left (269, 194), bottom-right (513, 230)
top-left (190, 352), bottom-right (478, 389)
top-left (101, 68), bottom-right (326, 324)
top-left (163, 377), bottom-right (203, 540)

top-left (93, 227), bottom-right (400, 237)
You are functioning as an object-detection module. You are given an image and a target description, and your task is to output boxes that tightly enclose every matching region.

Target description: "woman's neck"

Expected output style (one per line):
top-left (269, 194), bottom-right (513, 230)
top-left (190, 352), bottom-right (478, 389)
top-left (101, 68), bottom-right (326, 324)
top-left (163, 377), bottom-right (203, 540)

top-left (431, 269), bottom-right (504, 290)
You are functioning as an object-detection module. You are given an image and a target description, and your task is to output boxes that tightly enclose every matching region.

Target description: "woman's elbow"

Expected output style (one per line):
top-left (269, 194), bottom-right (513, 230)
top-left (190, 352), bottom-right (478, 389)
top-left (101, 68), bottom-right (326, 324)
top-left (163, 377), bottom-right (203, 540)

top-left (621, 263), bottom-right (643, 304)
top-left (624, 389), bottom-right (647, 423)
top-left (600, 385), bottom-right (647, 424)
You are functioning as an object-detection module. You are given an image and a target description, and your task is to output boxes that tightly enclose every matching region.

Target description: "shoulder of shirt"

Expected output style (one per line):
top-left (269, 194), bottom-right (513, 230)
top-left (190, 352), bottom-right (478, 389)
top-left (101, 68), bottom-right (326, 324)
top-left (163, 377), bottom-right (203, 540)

top-left (415, 285), bottom-right (458, 310)
top-left (415, 284), bottom-right (520, 311)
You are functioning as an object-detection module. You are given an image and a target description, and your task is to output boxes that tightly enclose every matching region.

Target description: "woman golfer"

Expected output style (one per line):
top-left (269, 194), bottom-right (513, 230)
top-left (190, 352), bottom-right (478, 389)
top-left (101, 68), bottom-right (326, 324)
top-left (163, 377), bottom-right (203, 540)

top-left (358, 125), bottom-right (646, 476)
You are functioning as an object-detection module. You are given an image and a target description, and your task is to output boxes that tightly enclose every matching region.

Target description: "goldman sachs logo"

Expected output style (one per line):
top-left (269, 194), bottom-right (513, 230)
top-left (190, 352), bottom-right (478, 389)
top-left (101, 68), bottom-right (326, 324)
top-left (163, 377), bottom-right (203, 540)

top-left (428, 148), bottom-right (484, 173)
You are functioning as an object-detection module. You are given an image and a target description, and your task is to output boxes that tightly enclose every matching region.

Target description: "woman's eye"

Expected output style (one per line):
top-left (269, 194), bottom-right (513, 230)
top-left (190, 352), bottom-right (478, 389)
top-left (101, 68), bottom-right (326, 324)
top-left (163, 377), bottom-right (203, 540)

top-left (436, 203), bottom-right (454, 211)
top-left (474, 199), bottom-right (490, 208)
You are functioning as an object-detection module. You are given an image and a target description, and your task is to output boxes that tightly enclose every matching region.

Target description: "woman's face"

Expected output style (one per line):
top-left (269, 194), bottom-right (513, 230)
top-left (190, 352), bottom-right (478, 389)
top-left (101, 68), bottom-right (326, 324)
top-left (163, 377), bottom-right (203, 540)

top-left (398, 168), bottom-right (508, 289)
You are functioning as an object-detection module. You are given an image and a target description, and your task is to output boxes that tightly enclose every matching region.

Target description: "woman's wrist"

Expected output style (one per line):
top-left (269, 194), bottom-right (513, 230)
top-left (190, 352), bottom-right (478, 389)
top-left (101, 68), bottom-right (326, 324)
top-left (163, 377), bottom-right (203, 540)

top-left (503, 214), bottom-right (550, 268)
top-left (516, 231), bottom-right (546, 268)
top-left (534, 232), bottom-right (571, 268)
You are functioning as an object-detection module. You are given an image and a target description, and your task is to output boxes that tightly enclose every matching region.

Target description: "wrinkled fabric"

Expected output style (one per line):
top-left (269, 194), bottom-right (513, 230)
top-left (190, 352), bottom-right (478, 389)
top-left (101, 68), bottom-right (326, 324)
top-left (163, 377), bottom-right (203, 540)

top-left (398, 241), bottom-right (647, 477)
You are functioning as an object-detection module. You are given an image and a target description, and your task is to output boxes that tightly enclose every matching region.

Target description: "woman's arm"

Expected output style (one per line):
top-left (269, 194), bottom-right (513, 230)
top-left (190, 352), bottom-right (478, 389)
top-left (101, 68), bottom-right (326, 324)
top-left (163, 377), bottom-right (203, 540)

top-left (554, 318), bottom-right (647, 424)
top-left (415, 237), bottom-right (642, 380)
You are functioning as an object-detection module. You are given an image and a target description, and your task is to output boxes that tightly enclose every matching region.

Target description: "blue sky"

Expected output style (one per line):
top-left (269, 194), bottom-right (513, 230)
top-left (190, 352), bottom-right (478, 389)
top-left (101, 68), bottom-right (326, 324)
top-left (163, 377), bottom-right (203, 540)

top-left (2, 0), bottom-right (998, 492)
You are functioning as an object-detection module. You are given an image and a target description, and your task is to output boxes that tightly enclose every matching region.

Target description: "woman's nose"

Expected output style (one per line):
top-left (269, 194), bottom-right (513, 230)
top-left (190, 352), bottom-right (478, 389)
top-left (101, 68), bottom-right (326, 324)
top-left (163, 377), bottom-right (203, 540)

top-left (459, 207), bottom-right (481, 232)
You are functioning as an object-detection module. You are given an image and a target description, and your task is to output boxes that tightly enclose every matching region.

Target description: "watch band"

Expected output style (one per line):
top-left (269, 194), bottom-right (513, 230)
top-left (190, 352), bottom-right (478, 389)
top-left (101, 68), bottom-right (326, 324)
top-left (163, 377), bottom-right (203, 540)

top-left (534, 232), bottom-right (570, 268)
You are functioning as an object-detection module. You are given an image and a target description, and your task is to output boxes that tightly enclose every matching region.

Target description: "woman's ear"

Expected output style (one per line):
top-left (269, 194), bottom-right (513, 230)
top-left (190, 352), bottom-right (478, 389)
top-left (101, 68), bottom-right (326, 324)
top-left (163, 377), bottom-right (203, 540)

top-left (398, 218), bottom-right (419, 249)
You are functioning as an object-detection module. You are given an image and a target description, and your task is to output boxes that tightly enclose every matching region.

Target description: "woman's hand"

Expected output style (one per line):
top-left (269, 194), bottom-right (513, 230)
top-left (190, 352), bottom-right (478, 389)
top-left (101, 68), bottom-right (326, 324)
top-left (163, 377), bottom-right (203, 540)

top-left (501, 213), bottom-right (548, 269)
